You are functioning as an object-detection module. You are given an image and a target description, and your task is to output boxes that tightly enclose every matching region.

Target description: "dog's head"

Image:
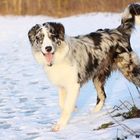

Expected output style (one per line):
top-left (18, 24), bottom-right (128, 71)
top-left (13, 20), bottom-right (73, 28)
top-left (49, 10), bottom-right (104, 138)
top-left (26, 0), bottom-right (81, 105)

top-left (28, 22), bottom-right (65, 66)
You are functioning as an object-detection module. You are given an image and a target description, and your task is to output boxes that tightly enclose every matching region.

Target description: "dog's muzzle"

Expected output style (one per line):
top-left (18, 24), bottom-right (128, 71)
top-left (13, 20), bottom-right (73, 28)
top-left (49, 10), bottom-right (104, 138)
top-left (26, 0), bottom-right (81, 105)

top-left (42, 46), bottom-right (54, 66)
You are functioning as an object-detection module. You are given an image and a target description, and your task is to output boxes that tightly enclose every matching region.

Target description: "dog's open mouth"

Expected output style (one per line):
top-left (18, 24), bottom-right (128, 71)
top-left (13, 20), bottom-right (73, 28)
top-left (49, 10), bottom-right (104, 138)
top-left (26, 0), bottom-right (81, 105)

top-left (42, 52), bottom-right (54, 66)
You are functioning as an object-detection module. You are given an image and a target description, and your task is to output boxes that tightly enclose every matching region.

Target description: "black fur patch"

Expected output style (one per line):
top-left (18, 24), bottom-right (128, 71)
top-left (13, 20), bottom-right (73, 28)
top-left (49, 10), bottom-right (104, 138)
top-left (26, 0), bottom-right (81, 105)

top-left (98, 69), bottom-right (111, 84)
top-left (129, 4), bottom-right (140, 15)
top-left (87, 32), bottom-right (102, 46)
top-left (97, 28), bottom-right (110, 33)
top-left (132, 67), bottom-right (140, 77)
top-left (116, 44), bottom-right (132, 55)
top-left (28, 24), bottom-right (41, 45)
top-left (78, 73), bottom-right (81, 81)
top-left (35, 33), bottom-right (44, 44)
top-left (43, 22), bottom-right (65, 41)
top-left (97, 29), bottom-right (103, 32)
top-left (109, 46), bottom-right (117, 59)
top-left (94, 57), bottom-right (99, 68)
top-left (127, 44), bottom-right (132, 52)
top-left (116, 44), bottom-right (127, 54)
top-left (85, 53), bottom-right (94, 74)
top-left (96, 97), bottom-right (100, 105)
top-left (75, 35), bottom-right (80, 39)
top-left (85, 53), bottom-right (98, 75)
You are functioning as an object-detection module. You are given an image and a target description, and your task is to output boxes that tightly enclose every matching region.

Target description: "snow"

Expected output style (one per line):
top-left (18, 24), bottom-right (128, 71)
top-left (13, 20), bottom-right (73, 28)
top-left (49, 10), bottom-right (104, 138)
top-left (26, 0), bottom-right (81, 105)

top-left (0, 13), bottom-right (140, 140)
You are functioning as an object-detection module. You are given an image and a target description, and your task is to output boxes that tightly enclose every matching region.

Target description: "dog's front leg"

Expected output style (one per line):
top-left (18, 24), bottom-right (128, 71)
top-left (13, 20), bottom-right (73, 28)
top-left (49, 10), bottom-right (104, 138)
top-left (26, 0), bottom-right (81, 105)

top-left (52, 83), bottom-right (80, 132)
top-left (58, 87), bottom-right (67, 111)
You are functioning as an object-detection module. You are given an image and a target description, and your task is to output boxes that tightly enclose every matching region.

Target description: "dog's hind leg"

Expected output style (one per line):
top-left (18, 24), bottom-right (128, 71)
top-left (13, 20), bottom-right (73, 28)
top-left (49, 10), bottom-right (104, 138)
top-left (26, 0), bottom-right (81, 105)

top-left (116, 52), bottom-right (140, 87)
top-left (93, 77), bottom-right (106, 112)
top-left (92, 67), bottom-right (111, 112)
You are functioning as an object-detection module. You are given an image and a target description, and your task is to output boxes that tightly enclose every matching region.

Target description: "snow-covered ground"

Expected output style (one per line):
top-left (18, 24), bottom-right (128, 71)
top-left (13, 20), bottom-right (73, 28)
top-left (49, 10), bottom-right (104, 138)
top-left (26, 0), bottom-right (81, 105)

top-left (0, 13), bottom-right (140, 140)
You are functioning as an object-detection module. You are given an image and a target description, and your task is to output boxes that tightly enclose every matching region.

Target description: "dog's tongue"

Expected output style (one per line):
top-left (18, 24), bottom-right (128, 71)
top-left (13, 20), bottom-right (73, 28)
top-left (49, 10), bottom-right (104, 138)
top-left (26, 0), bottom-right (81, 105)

top-left (44, 53), bottom-right (53, 65)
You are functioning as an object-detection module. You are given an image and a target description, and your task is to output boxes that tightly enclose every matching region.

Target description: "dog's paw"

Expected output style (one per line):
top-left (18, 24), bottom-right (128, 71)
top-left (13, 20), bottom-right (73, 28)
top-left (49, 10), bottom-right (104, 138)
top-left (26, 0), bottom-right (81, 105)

top-left (52, 123), bottom-right (64, 132)
top-left (93, 101), bottom-right (104, 112)
top-left (52, 124), bottom-right (60, 132)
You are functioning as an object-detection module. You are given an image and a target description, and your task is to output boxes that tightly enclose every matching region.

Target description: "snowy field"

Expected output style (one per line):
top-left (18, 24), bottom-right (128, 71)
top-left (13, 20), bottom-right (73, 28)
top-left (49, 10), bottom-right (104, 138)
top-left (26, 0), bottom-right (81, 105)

top-left (0, 13), bottom-right (140, 140)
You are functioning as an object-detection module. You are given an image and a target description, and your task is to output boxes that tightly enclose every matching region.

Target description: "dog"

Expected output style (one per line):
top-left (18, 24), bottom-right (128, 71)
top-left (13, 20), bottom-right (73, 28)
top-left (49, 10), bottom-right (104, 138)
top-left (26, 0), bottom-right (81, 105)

top-left (28, 4), bottom-right (140, 131)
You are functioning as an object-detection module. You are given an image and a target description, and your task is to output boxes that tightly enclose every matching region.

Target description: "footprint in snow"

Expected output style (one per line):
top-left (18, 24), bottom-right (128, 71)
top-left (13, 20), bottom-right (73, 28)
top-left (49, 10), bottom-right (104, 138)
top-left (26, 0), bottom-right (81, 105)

top-left (0, 121), bottom-right (11, 129)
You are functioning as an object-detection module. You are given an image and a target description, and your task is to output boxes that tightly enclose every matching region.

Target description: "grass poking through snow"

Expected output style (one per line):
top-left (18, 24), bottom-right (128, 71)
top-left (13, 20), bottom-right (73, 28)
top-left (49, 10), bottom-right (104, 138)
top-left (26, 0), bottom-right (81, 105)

top-left (93, 122), bottom-right (114, 130)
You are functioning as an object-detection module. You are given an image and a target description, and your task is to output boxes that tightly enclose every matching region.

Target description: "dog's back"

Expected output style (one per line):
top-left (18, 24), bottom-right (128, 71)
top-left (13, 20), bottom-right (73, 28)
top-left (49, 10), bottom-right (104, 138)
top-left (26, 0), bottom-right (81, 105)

top-left (93, 3), bottom-right (140, 111)
top-left (70, 4), bottom-right (140, 112)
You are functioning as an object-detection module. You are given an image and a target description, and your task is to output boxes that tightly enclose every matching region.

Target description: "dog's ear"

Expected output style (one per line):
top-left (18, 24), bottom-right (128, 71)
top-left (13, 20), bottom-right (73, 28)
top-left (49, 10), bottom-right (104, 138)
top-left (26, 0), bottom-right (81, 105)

top-left (28, 24), bottom-right (41, 45)
top-left (43, 22), bottom-right (65, 41)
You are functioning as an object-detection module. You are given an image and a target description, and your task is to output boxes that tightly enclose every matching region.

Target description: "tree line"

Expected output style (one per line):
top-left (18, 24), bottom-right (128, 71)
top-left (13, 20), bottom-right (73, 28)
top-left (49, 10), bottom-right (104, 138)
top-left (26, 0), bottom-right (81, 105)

top-left (0, 0), bottom-right (138, 17)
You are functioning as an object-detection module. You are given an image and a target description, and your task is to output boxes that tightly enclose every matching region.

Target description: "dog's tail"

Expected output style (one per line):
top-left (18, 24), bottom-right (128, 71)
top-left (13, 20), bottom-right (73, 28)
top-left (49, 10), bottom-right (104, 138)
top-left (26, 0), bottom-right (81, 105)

top-left (118, 3), bottom-right (140, 35)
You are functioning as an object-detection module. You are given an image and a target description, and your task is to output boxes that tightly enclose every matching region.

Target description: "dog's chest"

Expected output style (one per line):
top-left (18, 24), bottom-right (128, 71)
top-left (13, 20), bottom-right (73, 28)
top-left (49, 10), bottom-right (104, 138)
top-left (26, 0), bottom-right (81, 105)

top-left (44, 62), bottom-right (78, 87)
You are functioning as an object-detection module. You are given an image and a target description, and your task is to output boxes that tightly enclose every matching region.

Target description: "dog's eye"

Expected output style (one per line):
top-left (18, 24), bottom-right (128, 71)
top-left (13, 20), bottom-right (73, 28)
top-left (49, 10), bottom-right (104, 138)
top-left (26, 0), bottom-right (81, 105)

top-left (50, 29), bottom-right (55, 35)
top-left (36, 36), bottom-right (40, 40)
top-left (35, 35), bottom-right (43, 44)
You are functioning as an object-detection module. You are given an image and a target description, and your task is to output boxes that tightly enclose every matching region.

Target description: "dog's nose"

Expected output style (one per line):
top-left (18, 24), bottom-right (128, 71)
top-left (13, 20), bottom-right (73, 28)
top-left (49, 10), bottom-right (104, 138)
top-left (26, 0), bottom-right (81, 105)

top-left (45, 46), bottom-right (52, 52)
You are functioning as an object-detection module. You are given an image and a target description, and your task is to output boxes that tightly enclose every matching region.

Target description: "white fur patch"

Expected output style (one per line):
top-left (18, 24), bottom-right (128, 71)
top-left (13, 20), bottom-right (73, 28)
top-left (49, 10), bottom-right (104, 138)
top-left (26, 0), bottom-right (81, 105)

top-left (32, 50), bottom-right (46, 65)
top-left (135, 16), bottom-right (140, 25)
top-left (41, 27), bottom-right (54, 54)
top-left (44, 61), bottom-right (78, 88)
